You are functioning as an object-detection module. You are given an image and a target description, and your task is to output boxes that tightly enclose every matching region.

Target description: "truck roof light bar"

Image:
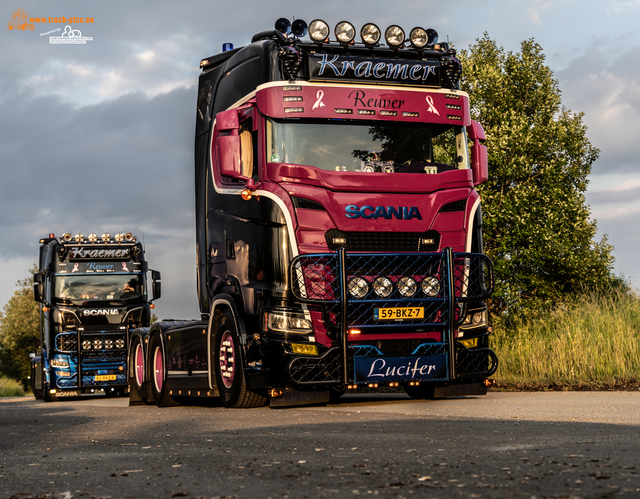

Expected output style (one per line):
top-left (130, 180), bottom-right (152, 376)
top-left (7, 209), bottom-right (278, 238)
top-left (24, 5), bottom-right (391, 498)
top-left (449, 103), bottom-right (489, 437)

top-left (74, 233), bottom-right (84, 243)
top-left (88, 233), bottom-right (98, 243)
top-left (62, 233), bottom-right (72, 242)
top-left (101, 233), bottom-right (110, 243)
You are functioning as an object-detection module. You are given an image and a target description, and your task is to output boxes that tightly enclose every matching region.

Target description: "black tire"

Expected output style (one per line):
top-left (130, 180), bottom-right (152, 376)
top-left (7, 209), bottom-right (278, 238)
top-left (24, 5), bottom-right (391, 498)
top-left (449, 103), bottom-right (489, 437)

top-left (32, 364), bottom-right (43, 400)
top-left (214, 311), bottom-right (267, 408)
top-left (129, 337), bottom-right (146, 402)
top-left (149, 334), bottom-right (174, 407)
top-left (403, 384), bottom-right (436, 400)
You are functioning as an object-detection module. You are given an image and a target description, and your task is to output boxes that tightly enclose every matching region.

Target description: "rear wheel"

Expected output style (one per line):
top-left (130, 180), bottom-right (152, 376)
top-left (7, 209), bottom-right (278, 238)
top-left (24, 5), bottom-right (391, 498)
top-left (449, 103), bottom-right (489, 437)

top-left (129, 338), bottom-right (146, 401)
top-left (214, 311), bottom-right (267, 408)
top-left (149, 334), bottom-right (173, 407)
top-left (403, 384), bottom-right (436, 400)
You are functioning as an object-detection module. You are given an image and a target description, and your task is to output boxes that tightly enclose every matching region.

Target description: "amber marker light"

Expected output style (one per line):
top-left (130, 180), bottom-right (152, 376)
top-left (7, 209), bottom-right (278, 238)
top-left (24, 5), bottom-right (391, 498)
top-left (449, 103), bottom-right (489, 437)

top-left (348, 328), bottom-right (361, 335)
top-left (241, 188), bottom-right (253, 201)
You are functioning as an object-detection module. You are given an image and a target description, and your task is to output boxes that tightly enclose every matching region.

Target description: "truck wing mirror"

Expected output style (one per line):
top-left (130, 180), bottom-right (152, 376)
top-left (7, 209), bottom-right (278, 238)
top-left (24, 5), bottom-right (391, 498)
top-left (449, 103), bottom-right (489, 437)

top-left (467, 121), bottom-right (488, 186)
top-left (215, 109), bottom-right (250, 181)
top-left (150, 269), bottom-right (161, 302)
top-left (33, 272), bottom-right (44, 303)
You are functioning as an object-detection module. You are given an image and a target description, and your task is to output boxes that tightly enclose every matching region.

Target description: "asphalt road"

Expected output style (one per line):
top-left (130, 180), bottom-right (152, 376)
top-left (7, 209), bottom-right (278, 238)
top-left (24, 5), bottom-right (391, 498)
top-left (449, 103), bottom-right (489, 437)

top-left (2, 391), bottom-right (640, 499)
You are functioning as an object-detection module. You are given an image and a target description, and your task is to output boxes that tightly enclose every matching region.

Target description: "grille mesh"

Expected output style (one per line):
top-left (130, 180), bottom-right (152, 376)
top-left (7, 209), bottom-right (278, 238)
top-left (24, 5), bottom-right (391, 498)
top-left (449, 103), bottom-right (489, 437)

top-left (325, 229), bottom-right (440, 252)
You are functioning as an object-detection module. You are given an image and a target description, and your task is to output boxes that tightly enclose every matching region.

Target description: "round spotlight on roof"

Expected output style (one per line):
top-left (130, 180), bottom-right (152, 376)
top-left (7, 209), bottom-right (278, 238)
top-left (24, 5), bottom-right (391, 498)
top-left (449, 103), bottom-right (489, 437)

top-left (291, 19), bottom-right (308, 38)
top-left (360, 23), bottom-right (381, 46)
top-left (275, 18), bottom-right (291, 35)
top-left (62, 233), bottom-right (72, 242)
top-left (335, 21), bottom-right (356, 44)
top-left (385, 25), bottom-right (405, 48)
top-left (114, 233), bottom-right (124, 243)
top-left (74, 233), bottom-right (84, 243)
top-left (409, 27), bottom-right (428, 49)
top-left (426, 28), bottom-right (438, 46)
top-left (88, 233), bottom-right (98, 243)
top-left (101, 233), bottom-right (110, 242)
top-left (125, 232), bottom-right (134, 242)
top-left (309, 19), bottom-right (330, 43)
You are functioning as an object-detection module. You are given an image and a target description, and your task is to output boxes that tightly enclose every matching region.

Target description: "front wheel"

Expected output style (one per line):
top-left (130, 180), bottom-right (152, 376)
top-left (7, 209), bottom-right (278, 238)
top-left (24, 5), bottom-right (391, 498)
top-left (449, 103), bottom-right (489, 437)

top-left (214, 311), bottom-right (267, 408)
top-left (149, 334), bottom-right (173, 407)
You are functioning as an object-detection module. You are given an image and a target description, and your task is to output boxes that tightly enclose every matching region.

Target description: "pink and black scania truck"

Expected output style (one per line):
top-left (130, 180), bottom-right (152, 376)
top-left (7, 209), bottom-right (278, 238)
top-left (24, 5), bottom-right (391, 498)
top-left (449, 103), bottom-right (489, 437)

top-left (129, 18), bottom-right (498, 408)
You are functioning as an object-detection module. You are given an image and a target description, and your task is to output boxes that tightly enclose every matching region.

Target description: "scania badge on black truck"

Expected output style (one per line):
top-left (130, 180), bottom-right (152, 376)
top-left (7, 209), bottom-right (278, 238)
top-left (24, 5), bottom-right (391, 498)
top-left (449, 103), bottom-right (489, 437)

top-left (129, 18), bottom-right (498, 409)
top-left (31, 232), bottom-right (160, 401)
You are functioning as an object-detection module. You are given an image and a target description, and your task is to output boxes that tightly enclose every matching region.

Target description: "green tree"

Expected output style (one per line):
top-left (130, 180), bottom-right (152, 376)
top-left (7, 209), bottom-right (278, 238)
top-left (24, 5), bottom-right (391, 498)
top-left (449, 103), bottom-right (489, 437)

top-left (458, 35), bottom-right (615, 315)
top-left (0, 266), bottom-right (40, 386)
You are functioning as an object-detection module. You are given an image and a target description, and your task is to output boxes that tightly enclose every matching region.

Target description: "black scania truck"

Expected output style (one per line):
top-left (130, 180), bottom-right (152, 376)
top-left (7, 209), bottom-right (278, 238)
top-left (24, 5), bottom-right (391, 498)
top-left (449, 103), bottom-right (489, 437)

top-left (129, 18), bottom-right (497, 409)
top-left (31, 232), bottom-right (160, 401)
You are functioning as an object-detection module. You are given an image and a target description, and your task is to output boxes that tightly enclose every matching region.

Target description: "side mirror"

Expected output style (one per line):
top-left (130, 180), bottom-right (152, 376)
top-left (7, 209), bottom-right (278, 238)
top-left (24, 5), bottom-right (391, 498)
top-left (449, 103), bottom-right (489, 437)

top-left (33, 272), bottom-right (44, 303)
top-left (29, 352), bottom-right (36, 359)
top-left (467, 121), bottom-right (488, 186)
top-left (150, 269), bottom-right (161, 302)
top-left (215, 109), bottom-right (248, 181)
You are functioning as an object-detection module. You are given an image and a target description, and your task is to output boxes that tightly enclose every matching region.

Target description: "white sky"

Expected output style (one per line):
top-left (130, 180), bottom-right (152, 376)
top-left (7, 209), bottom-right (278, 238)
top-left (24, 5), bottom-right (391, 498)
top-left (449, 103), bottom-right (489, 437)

top-left (1, 0), bottom-right (639, 319)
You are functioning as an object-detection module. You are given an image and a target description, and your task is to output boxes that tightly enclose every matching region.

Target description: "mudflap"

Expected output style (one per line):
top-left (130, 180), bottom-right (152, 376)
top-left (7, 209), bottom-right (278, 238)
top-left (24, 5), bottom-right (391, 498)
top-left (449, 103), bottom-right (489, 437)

top-left (433, 382), bottom-right (487, 398)
top-left (270, 388), bottom-right (330, 408)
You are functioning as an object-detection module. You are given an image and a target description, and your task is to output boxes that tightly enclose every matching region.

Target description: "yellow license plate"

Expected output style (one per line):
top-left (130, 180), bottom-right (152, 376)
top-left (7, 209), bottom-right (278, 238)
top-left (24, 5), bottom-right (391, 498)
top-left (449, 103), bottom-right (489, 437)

top-left (374, 307), bottom-right (424, 321)
top-left (94, 375), bottom-right (116, 381)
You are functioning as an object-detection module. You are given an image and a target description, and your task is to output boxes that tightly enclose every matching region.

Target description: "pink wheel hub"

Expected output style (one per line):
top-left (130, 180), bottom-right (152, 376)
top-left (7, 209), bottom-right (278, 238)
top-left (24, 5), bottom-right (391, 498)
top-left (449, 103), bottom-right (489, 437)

top-left (153, 346), bottom-right (163, 392)
top-left (134, 343), bottom-right (144, 387)
top-left (219, 331), bottom-right (235, 389)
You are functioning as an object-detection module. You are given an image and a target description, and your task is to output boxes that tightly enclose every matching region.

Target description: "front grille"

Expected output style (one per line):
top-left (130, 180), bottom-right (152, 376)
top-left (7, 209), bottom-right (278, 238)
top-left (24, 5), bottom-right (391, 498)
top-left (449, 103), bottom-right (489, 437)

top-left (325, 229), bottom-right (440, 252)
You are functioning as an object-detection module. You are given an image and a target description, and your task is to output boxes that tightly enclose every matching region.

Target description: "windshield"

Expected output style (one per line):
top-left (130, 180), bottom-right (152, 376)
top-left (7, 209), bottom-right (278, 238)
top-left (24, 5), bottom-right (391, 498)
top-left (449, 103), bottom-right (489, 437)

top-left (54, 274), bottom-right (144, 302)
top-left (266, 119), bottom-right (468, 173)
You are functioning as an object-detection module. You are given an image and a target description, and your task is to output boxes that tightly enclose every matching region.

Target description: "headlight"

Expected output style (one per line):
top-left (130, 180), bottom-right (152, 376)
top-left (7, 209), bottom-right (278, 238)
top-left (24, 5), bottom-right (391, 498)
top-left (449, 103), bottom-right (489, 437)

top-left (348, 277), bottom-right (369, 298)
top-left (116, 339), bottom-right (125, 349)
top-left (51, 359), bottom-right (69, 369)
top-left (93, 339), bottom-right (103, 350)
top-left (105, 339), bottom-right (113, 349)
top-left (266, 312), bottom-right (312, 334)
top-left (335, 21), bottom-right (355, 44)
top-left (372, 277), bottom-right (393, 298)
top-left (397, 277), bottom-right (417, 297)
top-left (421, 276), bottom-right (440, 297)
top-left (361, 23), bottom-right (381, 46)
top-left (462, 310), bottom-right (488, 327)
top-left (309, 19), bottom-right (329, 43)
top-left (385, 25), bottom-right (405, 47)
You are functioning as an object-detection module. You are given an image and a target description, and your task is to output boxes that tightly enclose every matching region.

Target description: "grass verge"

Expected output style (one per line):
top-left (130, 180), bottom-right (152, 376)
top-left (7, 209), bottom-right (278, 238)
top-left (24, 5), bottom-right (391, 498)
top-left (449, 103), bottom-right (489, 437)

top-left (491, 288), bottom-right (640, 390)
top-left (0, 376), bottom-right (26, 397)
